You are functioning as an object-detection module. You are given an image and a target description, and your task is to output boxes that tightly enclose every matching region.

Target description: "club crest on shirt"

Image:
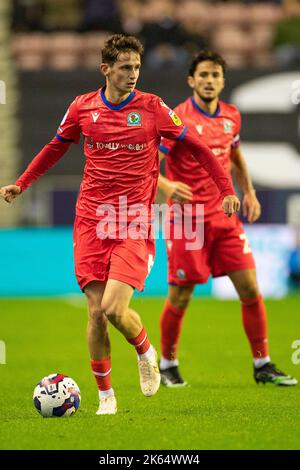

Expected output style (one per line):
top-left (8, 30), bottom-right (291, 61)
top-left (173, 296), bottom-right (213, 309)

top-left (127, 111), bottom-right (141, 126)
top-left (223, 119), bottom-right (233, 133)
top-left (168, 110), bottom-right (182, 126)
top-left (196, 124), bottom-right (203, 135)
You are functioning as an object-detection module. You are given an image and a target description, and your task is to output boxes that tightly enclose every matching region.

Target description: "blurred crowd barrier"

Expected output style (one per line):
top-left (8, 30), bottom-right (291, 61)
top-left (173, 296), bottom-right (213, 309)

top-left (10, 0), bottom-right (300, 69)
top-left (0, 225), bottom-right (295, 297)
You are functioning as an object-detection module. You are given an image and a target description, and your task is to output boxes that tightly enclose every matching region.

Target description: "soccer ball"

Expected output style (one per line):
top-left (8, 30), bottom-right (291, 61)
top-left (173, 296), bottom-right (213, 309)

top-left (33, 373), bottom-right (81, 417)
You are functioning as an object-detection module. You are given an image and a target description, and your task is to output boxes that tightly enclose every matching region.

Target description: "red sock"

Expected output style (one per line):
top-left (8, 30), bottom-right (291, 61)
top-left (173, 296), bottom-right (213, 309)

top-left (160, 299), bottom-right (186, 360)
top-left (127, 327), bottom-right (151, 355)
top-left (90, 357), bottom-right (112, 391)
top-left (241, 294), bottom-right (269, 359)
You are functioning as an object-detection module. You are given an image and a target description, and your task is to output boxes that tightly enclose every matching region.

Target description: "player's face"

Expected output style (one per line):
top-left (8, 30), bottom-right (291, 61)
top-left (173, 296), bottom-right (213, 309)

top-left (102, 51), bottom-right (141, 94)
top-left (188, 61), bottom-right (225, 103)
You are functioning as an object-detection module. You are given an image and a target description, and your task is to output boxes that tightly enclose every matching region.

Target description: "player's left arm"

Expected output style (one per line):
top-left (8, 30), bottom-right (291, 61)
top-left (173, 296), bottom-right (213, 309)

top-left (230, 146), bottom-right (261, 223)
top-left (158, 150), bottom-right (193, 203)
top-left (154, 97), bottom-right (239, 217)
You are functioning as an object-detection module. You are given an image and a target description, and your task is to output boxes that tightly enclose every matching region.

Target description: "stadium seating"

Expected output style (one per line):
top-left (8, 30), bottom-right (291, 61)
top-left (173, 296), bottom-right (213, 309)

top-left (9, 1), bottom-right (291, 69)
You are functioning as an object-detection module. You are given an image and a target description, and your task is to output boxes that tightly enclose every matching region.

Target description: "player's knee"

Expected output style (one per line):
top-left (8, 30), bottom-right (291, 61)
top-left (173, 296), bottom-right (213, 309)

top-left (169, 287), bottom-right (193, 310)
top-left (100, 300), bottom-right (125, 326)
top-left (238, 282), bottom-right (260, 299)
top-left (88, 308), bottom-right (107, 328)
top-left (175, 297), bottom-right (190, 310)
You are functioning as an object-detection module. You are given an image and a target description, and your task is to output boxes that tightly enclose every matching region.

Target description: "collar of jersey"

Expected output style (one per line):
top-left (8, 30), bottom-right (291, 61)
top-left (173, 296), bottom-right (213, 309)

top-left (191, 97), bottom-right (221, 118)
top-left (100, 87), bottom-right (135, 110)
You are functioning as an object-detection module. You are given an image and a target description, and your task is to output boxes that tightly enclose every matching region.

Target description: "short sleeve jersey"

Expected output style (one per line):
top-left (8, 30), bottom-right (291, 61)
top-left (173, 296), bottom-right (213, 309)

top-left (160, 97), bottom-right (241, 220)
top-left (56, 88), bottom-right (188, 220)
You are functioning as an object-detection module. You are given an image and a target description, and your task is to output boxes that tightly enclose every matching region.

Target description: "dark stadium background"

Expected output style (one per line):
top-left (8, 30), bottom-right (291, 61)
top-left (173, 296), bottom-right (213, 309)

top-left (1, 0), bottom-right (299, 296)
top-left (19, 67), bottom-right (300, 225)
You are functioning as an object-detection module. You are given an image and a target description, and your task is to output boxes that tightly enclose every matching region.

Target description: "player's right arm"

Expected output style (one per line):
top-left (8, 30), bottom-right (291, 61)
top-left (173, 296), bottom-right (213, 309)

top-left (0, 99), bottom-right (80, 203)
top-left (0, 184), bottom-right (22, 203)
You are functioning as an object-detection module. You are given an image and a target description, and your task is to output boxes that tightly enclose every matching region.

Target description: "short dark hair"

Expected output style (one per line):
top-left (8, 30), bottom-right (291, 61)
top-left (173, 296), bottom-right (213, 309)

top-left (189, 50), bottom-right (227, 77)
top-left (101, 34), bottom-right (144, 65)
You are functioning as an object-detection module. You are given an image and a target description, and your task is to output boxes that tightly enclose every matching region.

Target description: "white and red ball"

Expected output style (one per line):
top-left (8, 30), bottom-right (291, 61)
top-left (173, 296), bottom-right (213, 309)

top-left (33, 373), bottom-right (81, 417)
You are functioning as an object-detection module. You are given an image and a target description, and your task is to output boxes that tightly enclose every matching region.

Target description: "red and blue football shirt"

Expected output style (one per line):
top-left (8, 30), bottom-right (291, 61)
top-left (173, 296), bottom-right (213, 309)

top-left (16, 89), bottom-right (235, 221)
top-left (160, 97), bottom-right (241, 220)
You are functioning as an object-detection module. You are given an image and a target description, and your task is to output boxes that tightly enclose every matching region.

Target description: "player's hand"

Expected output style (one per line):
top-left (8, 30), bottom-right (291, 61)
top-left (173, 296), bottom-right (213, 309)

top-left (243, 190), bottom-right (261, 224)
top-left (164, 180), bottom-right (193, 203)
top-left (222, 195), bottom-right (240, 217)
top-left (0, 185), bottom-right (22, 203)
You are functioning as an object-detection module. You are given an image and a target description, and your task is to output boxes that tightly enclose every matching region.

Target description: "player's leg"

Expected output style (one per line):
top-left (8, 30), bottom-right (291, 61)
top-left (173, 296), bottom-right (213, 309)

top-left (85, 281), bottom-right (117, 415)
top-left (228, 268), bottom-right (269, 362)
top-left (228, 268), bottom-right (297, 386)
top-left (160, 284), bottom-right (194, 387)
top-left (160, 218), bottom-right (210, 387)
top-left (73, 217), bottom-right (117, 414)
top-left (86, 281), bottom-right (109, 359)
top-left (101, 278), bottom-right (160, 396)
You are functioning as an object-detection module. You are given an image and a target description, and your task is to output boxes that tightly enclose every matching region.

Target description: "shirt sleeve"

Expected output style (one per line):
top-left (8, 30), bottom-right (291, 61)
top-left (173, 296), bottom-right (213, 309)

top-left (155, 96), bottom-right (235, 197)
top-left (155, 98), bottom-right (188, 142)
top-left (231, 109), bottom-right (241, 149)
top-left (180, 127), bottom-right (235, 198)
top-left (159, 136), bottom-right (177, 156)
top-left (56, 98), bottom-right (81, 144)
top-left (15, 137), bottom-right (71, 191)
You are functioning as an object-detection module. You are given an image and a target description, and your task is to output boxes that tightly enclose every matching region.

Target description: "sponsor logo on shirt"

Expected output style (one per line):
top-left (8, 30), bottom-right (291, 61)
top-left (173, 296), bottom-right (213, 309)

top-left (94, 141), bottom-right (146, 151)
top-left (223, 119), bottom-right (233, 133)
top-left (127, 112), bottom-right (141, 126)
top-left (168, 110), bottom-right (182, 126)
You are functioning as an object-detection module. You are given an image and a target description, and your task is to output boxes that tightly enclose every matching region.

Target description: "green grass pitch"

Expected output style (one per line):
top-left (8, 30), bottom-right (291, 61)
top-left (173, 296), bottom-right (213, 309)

top-left (0, 296), bottom-right (299, 450)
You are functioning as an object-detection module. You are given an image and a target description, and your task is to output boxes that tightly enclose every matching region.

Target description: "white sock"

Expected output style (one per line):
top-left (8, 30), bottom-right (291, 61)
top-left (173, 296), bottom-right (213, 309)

top-left (138, 344), bottom-right (155, 361)
top-left (254, 356), bottom-right (270, 369)
top-left (159, 357), bottom-right (179, 370)
top-left (99, 388), bottom-right (114, 399)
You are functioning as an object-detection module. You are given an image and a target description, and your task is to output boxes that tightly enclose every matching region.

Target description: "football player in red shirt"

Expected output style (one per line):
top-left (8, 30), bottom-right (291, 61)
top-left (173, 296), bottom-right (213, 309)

top-left (158, 50), bottom-right (297, 388)
top-left (0, 37), bottom-right (240, 415)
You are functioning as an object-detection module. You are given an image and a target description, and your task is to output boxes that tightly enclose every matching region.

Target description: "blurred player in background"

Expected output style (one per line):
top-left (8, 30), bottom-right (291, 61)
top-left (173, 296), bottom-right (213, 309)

top-left (0, 36), bottom-right (240, 414)
top-left (158, 50), bottom-right (297, 388)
